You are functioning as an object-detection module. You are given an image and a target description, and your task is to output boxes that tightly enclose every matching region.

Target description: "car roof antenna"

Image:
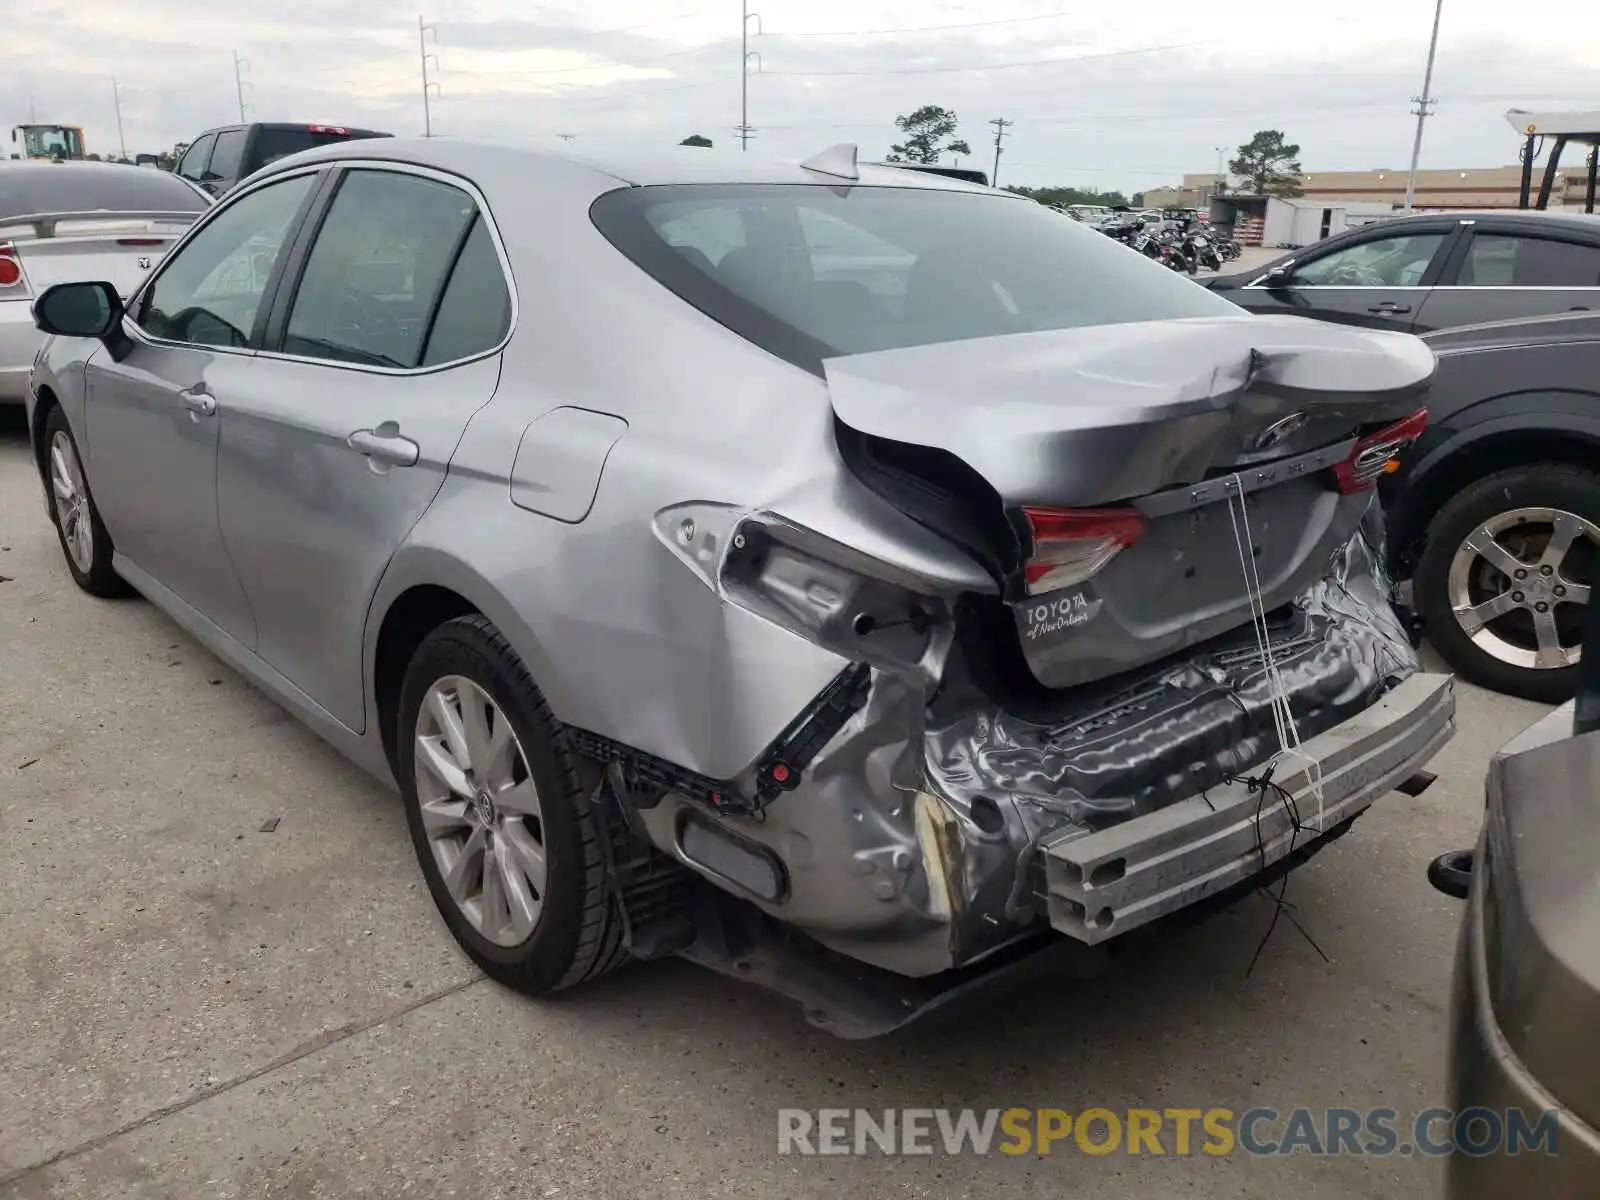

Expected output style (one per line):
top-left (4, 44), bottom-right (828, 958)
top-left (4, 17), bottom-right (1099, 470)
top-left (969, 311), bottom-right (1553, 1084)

top-left (800, 143), bottom-right (859, 182)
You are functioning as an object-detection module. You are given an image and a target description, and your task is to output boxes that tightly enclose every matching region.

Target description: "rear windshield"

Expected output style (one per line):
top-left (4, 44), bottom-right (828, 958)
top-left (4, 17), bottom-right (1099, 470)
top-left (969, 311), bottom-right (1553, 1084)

top-left (0, 164), bottom-right (208, 222)
top-left (590, 183), bottom-right (1238, 372)
top-left (253, 127), bottom-right (386, 169)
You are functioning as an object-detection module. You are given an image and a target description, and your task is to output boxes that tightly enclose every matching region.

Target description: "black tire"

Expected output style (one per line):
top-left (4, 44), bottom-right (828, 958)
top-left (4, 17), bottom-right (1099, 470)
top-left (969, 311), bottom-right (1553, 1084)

top-left (397, 614), bottom-right (627, 993)
top-left (1416, 465), bottom-right (1600, 702)
top-left (41, 406), bottom-right (129, 598)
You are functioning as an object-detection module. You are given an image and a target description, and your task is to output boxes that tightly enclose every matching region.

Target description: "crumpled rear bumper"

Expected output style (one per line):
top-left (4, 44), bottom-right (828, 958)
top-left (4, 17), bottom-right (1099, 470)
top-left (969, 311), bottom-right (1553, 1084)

top-left (640, 529), bottom-right (1455, 979)
top-left (1040, 671), bottom-right (1454, 943)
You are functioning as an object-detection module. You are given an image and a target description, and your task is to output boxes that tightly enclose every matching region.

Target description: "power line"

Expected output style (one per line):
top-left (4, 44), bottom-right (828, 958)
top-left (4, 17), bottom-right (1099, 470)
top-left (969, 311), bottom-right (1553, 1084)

top-left (764, 8), bottom-right (1083, 38)
top-left (989, 117), bottom-right (1014, 185)
top-left (762, 40), bottom-right (1201, 77)
top-left (419, 15), bottom-right (441, 137)
top-left (433, 8), bottom-right (711, 44)
top-left (493, 37), bottom-right (734, 78)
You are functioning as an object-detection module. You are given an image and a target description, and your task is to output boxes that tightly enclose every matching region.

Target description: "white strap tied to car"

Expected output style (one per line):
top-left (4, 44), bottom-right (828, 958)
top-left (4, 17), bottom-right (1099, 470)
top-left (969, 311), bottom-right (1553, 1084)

top-left (1224, 474), bottom-right (1327, 834)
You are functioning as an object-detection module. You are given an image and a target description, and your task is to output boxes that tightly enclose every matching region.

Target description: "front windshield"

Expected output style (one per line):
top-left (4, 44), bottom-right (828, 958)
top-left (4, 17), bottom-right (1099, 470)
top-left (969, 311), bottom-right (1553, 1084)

top-left (591, 183), bottom-right (1239, 373)
top-left (21, 126), bottom-right (84, 159)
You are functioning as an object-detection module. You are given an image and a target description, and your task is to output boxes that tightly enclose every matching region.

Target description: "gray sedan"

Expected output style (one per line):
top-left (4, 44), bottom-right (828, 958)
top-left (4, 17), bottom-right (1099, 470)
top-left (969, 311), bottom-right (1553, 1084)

top-left (24, 138), bottom-right (1454, 1031)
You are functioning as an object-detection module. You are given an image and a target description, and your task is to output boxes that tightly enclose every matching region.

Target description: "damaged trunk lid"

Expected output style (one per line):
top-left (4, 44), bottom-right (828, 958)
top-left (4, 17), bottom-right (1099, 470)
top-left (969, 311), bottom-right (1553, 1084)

top-left (826, 315), bottom-right (1434, 690)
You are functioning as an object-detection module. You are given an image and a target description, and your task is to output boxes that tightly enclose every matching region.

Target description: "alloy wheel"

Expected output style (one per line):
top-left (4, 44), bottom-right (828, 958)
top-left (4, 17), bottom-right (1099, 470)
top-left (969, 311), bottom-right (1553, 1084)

top-left (49, 430), bottom-right (94, 573)
top-left (1448, 506), bottom-right (1596, 671)
top-left (413, 675), bottom-right (548, 947)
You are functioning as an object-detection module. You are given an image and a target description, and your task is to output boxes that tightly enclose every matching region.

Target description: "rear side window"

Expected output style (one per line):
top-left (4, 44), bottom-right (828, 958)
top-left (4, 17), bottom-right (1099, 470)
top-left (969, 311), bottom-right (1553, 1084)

top-left (421, 216), bottom-right (512, 365)
top-left (0, 165), bottom-right (208, 221)
top-left (208, 129), bottom-right (246, 181)
top-left (591, 184), bottom-right (1236, 373)
top-left (253, 127), bottom-right (381, 170)
top-left (1461, 234), bottom-right (1600, 287)
top-left (281, 168), bottom-right (477, 368)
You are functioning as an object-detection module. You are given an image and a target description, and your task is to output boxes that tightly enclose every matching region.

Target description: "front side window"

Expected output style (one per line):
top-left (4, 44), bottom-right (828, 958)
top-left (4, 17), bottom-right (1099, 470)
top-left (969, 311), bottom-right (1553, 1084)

top-left (1289, 233), bottom-right (1445, 287)
top-left (281, 169), bottom-right (477, 368)
top-left (591, 184), bottom-right (1237, 372)
top-left (1461, 234), bottom-right (1600, 287)
top-left (138, 173), bottom-right (315, 347)
top-left (176, 134), bottom-right (216, 182)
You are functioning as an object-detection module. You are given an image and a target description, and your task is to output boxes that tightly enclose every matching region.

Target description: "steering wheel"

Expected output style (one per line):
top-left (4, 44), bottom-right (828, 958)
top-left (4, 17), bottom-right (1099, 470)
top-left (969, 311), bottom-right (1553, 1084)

top-left (167, 305), bottom-right (247, 348)
top-left (1325, 261), bottom-right (1387, 287)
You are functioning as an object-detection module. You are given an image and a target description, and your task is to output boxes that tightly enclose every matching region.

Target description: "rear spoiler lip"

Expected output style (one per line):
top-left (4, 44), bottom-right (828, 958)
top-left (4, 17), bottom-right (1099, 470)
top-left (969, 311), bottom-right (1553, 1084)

top-left (0, 210), bottom-right (204, 241)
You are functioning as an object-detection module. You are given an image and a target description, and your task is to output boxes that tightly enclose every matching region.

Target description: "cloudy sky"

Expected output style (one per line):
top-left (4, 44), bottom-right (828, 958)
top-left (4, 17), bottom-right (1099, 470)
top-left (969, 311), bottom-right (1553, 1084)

top-left (7, 0), bottom-right (1599, 192)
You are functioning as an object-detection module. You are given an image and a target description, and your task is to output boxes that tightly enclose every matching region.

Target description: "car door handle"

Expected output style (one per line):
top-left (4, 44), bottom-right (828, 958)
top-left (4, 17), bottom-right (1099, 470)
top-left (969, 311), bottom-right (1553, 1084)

top-left (178, 387), bottom-right (216, 418)
top-left (1367, 302), bottom-right (1412, 315)
top-left (347, 425), bottom-right (419, 468)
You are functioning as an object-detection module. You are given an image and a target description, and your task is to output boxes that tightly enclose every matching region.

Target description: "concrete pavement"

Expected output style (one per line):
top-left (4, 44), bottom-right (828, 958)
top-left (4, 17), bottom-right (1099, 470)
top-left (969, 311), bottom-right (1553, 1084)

top-left (0, 405), bottom-right (1550, 1198)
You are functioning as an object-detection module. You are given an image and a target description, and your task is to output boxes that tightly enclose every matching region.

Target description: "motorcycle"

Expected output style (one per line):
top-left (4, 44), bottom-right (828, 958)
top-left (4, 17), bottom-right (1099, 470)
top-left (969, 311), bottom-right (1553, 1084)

top-left (1180, 228), bottom-right (1222, 272)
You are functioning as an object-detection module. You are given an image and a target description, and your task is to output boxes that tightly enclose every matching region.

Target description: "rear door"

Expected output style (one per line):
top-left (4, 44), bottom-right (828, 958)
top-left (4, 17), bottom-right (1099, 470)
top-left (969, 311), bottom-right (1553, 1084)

top-left (215, 163), bottom-right (513, 731)
top-left (1233, 222), bottom-right (1459, 330)
top-left (1416, 220), bottom-right (1600, 330)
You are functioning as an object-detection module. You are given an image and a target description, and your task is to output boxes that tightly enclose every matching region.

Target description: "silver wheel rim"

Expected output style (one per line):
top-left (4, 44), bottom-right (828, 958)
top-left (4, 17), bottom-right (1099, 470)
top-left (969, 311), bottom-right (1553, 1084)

top-left (49, 430), bottom-right (94, 573)
top-left (1448, 505), bottom-right (1596, 671)
top-left (413, 675), bottom-right (547, 947)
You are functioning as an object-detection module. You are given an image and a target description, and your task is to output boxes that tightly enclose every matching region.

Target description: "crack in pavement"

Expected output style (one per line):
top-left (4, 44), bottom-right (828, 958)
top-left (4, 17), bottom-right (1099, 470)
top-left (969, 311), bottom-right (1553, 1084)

top-left (0, 974), bottom-right (485, 1187)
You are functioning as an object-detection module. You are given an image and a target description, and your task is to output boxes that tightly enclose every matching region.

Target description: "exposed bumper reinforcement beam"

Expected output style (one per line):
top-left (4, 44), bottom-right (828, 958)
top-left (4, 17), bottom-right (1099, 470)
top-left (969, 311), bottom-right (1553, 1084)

top-left (1043, 672), bottom-right (1457, 944)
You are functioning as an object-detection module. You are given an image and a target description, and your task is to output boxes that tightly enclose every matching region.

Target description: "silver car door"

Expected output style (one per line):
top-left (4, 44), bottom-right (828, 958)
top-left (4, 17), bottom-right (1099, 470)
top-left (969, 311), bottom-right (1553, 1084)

top-left (83, 170), bottom-right (321, 646)
top-left (216, 165), bottom-right (512, 731)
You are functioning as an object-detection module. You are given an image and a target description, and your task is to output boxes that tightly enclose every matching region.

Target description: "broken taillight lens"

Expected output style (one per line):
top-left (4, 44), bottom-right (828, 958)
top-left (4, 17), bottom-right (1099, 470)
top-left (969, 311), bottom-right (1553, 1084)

top-left (1021, 506), bottom-right (1147, 595)
top-left (1332, 408), bottom-right (1428, 494)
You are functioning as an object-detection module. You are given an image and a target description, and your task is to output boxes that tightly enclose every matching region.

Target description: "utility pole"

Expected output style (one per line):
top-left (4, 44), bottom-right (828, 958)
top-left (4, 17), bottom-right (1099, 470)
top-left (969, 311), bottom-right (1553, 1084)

top-left (419, 15), bottom-right (441, 137)
top-left (1215, 145), bottom-right (1228, 186)
top-left (233, 51), bottom-right (252, 123)
top-left (989, 117), bottom-right (1013, 186)
top-left (111, 77), bottom-right (127, 161)
top-left (739, 2), bottom-right (762, 150)
top-left (1403, 0), bottom-right (1444, 213)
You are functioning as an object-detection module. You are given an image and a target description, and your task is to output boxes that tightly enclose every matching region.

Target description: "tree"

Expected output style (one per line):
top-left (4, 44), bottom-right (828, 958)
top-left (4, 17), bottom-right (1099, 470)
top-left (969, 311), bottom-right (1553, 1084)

top-left (680, 134), bottom-right (712, 148)
top-left (1229, 130), bottom-right (1303, 197)
top-left (1130, 191), bottom-right (1145, 207)
top-left (886, 105), bottom-right (970, 165)
top-left (156, 141), bottom-right (189, 171)
top-left (1006, 185), bottom-right (1129, 209)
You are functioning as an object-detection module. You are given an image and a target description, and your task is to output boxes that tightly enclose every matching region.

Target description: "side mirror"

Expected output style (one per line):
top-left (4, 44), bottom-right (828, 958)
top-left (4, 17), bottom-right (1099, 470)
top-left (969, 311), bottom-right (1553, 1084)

top-left (33, 281), bottom-right (123, 339)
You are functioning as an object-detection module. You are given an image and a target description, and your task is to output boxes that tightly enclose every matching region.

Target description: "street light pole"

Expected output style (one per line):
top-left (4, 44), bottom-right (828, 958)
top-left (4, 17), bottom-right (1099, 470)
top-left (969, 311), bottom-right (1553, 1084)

top-left (1403, 0), bottom-right (1444, 213)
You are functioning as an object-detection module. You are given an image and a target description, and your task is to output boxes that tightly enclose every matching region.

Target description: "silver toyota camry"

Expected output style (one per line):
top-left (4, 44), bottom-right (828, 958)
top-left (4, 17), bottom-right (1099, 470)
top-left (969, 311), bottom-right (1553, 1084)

top-left (24, 138), bottom-right (1456, 1035)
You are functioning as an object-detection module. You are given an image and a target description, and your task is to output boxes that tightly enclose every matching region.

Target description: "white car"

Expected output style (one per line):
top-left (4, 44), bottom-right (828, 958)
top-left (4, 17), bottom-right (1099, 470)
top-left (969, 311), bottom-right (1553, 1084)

top-left (0, 160), bottom-right (209, 404)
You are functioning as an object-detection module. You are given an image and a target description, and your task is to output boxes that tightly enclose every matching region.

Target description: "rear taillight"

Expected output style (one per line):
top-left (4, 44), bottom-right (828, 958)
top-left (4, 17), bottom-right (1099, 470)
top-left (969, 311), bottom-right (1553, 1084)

top-left (1332, 408), bottom-right (1428, 493)
top-left (1021, 506), bottom-right (1147, 595)
top-left (0, 243), bottom-right (23, 290)
top-left (309, 124), bottom-right (349, 135)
